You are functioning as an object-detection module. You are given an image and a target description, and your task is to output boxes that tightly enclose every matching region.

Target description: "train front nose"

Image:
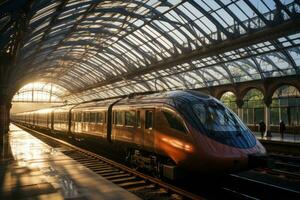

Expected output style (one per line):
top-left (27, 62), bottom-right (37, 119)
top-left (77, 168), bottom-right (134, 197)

top-left (192, 136), bottom-right (267, 173)
top-left (247, 140), bottom-right (268, 168)
top-left (223, 142), bottom-right (267, 171)
top-left (248, 153), bottom-right (268, 168)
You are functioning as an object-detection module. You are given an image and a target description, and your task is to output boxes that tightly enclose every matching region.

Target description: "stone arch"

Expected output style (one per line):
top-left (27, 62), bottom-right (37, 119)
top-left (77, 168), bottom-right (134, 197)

top-left (269, 84), bottom-right (300, 131)
top-left (268, 81), bottom-right (300, 100)
top-left (242, 88), bottom-right (265, 131)
top-left (240, 86), bottom-right (265, 102)
top-left (220, 91), bottom-right (237, 100)
top-left (242, 88), bottom-right (265, 105)
top-left (215, 88), bottom-right (237, 100)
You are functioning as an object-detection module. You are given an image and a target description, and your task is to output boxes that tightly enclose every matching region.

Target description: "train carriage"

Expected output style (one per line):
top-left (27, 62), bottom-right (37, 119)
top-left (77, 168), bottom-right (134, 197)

top-left (11, 90), bottom-right (266, 179)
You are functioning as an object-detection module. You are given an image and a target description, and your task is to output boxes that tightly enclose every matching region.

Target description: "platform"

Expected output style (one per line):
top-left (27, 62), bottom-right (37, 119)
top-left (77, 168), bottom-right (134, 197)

top-left (254, 131), bottom-right (300, 143)
top-left (0, 124), bottom-right (140, 200)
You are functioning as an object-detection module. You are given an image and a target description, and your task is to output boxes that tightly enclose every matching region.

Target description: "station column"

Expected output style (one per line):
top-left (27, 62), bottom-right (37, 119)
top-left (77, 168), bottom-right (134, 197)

top-left (0, 86), bottom-right (12, 159)
top-left (264, 98), bottom-right (272, 135)
top-left (236, 99), bottom-right (244, 121)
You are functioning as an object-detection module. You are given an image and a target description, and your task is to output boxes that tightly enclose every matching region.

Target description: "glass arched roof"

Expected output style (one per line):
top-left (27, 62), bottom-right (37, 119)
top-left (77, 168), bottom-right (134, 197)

top-left (1, 0), bottom-right (300, 103)
top-left (12, 82), bottom-right (69, 103)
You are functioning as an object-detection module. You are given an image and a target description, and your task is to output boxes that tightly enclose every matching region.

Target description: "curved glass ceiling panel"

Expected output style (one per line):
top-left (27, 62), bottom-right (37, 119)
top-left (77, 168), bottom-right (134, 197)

top-left (12, 82), bottom-right (70, 103)
top-left (1, 0), bottom-right (299, 103)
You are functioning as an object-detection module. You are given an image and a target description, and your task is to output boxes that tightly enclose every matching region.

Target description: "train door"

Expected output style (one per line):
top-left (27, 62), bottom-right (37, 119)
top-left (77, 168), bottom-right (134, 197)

top-left (75, 112), bottom-right (81, 133)
top-left (32, 113), bottom-right (36, 126)
top-left (47, 112), bottom-right (51, 129)
top-left (97, 111), bottom-right (106, 137)
top-left (51, 111), bottom-right (54, 130)
top-left (143, 109), bottom-right (155, 150)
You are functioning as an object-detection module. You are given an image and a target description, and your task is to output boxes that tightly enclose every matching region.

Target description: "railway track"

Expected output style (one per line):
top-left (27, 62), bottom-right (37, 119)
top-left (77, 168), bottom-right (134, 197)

top-left (224, 152), bottom-right (300, 198)
top-left (15, 124), bottom-right (300, 200)
top-left (16, 124), bottom-right (204, 200)
top-left (254, 167), bottom-right (300, 180)
top-left (264, 153), bottom-right (300, 180)
top-left (222, 173), bottom-right (300, 199)
top-left (268, 153), bottom-right (300, 169)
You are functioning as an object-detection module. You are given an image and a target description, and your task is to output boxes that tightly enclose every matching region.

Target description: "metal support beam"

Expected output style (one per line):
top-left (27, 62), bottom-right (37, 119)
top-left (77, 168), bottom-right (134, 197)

top-left (67, 19), bottom-right (300, 95)
top-left (265, 105), bottom-right (271, 136)
top-left (264, 96), bottom-right (272, 137)
top-left (236, 98), bottom-right (244, 121)
top-left (0, 86), bottom-right (12, 159)
top-left (0, 52), bottom-right (14, 159)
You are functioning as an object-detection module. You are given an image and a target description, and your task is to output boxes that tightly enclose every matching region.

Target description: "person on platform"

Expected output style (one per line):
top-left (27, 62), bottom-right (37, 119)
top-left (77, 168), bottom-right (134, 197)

top-left (259, 120), bottom-right (266, 139)
top-left (279, 120), bottom-right (286, 140)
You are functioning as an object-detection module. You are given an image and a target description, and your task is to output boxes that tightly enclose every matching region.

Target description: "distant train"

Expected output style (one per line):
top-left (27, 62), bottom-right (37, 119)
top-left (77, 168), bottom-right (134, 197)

top-left (12, 90), bottom-right (266, 179)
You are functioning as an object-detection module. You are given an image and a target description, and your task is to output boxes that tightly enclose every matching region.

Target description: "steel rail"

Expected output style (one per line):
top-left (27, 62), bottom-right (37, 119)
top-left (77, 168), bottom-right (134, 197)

top-left (224, 173), bottom-right (300, 199)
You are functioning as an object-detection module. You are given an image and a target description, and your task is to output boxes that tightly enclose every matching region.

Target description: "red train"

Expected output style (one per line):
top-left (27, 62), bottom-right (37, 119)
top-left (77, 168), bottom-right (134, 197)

top-left (12, 90), bottom-right (266, 179)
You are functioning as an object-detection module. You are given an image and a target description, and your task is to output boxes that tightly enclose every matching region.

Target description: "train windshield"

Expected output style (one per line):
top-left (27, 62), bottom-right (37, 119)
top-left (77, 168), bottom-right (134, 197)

top-left (192, 101), bottom-right (248, 136)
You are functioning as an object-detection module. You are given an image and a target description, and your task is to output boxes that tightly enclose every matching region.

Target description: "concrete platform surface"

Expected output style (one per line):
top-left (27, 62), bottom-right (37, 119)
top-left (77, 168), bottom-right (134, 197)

top-left (0, 124), bottom-right (140, 200)
top-left (254, 131), bottom-right (300, 143)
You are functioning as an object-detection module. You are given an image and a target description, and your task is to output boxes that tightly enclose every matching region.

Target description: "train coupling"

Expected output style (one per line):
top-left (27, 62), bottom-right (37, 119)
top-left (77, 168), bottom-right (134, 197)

top-left (248, 153), bottom-right (268, 168)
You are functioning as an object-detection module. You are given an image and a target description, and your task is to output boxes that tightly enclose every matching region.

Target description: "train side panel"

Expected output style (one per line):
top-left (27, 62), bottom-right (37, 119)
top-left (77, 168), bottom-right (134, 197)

top-left (111, 106), bottom-right (157, 152)
top-left (153, 106), bottom-right (197, 166)
top-left (53, 108), bottom-right (69, 132)
top-left (71, 109), bottom-right (108, 138)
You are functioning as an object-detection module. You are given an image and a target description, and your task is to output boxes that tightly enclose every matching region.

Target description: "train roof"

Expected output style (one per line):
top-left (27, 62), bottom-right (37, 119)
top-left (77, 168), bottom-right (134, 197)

top-left (70, 90), bottom-right (212, 110)
top-left (115, 90), bottom-right (212, 107)
top-left (13, 90), bottom-right (213, 114)
top-left (71, 98), bottom-right (120, 111)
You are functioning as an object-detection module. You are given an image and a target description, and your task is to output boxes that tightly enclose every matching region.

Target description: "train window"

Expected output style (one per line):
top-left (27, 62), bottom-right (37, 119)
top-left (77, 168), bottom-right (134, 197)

top-left (96, 112), bottom-right (104, 124)
top-left (136, 111), bottom-right (141, 128)
top-left (74, 113), bottom-right (78, 122)
top-left (104, 112), bottom-right (107, 123)
top-left (88, 113), bottom-right (90, 122)
top-left (193, 104), bottom-right (206, 124)
top-left (163, 111), bottom-right (187, 133)
top-left (125, 111), bottom-right (136, 127)
top-left (90, 112), bottom-right (96, 123)
top-left (84, 112), bottom-right (90, 122)
top-left (96, 113), bottom-right (99, 123)
top-left (145, 110), bottom-right (153, 130)
top-left (64, 113), bottom-right (67, 122)
top-left (76, 112), bottom-right (81, 122)
top-left (113, 111), bottom-right (115, 124)
top-left (100, 112), bottom-right (104, 123)
top-left (82, 113), bottom-right (85, 122)
top-left (193, 102), bottom-right (247, 134)
top-left (115, 111), bottom-right (124, 126)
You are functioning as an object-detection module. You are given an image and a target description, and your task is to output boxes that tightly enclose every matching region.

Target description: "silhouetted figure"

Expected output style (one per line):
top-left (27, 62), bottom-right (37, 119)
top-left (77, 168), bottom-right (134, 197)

top-left (259, 121), bottom-right (266, 139)
top-left (279, 120), bottom-right (286, 140)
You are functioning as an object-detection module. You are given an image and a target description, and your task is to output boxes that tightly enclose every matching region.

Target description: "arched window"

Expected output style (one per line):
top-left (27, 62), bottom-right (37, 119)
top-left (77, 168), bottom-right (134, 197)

top-left (242, 89), bottom-right (264, 125)
top-left (220, 91), bottom-right (237, 114)
top-left (13, 82), bottom-right (68, 103)
top-left (271, 85), bottom-right (300, 126)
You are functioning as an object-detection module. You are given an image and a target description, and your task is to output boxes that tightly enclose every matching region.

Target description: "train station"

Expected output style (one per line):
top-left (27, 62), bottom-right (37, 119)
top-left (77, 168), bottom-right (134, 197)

top-left (1, 0), bottom-right (300, 199)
